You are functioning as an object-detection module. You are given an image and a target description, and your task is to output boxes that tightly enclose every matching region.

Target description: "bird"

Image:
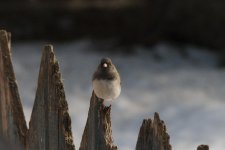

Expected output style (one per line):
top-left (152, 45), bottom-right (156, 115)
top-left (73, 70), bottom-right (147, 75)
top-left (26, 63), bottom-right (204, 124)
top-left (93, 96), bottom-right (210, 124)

top-left (92, 57), bottom-right (121, 104)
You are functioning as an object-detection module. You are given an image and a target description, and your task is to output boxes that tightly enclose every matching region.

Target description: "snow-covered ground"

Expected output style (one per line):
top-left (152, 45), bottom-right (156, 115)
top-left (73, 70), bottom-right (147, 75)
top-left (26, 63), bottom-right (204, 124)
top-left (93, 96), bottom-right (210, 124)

top-left (11, 40), bottom-right (225, 150)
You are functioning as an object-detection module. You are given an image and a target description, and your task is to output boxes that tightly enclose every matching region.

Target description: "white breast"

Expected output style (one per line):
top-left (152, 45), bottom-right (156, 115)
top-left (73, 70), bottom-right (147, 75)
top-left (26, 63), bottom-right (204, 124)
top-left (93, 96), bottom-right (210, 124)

top-left (92, 79), bottom-right (121, 100)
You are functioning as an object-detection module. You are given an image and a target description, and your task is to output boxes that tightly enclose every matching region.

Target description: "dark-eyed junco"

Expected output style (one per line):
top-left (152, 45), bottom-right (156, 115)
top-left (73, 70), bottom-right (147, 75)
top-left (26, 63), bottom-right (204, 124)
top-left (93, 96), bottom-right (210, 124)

top-left (92, 58), bottom-right (121, 101)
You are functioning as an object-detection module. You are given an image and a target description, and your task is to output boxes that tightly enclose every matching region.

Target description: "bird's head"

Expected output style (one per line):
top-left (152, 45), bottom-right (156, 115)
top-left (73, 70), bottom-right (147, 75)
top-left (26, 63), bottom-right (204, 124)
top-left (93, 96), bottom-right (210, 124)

top-left (99, 58), bottom-right (113, 70)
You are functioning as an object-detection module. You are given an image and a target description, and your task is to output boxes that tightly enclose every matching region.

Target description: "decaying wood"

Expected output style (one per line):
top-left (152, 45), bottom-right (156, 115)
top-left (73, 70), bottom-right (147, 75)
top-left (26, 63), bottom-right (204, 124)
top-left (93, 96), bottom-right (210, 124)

top-left (0, 137), bottom-right (13, 150)
top-left (135, 112), bottom-right (171, 150)
top-left (79, 92), bottom-right (117, 150)
top-left (197, 145), bottom-right (209, 150)
top-left (27, 45), bottom-right (75, 150)
top-left (0, 30), bottom-right (27, 149)
top-left (0, 29), bottom-right (211, 150)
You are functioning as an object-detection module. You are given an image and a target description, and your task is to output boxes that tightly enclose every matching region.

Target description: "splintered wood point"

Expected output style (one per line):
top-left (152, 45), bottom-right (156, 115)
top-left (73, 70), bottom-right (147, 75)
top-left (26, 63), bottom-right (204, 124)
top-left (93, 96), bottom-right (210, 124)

top-left (0, 30), bottom-right (28, 149)
top-left (135, 112), bottom-right (171, 150)
top-left (0, 30), bottom-right (211, 149)
top-left (27, 45), bottom-right (75, 150)
top-left (79, 92), bottom-right (117, 150)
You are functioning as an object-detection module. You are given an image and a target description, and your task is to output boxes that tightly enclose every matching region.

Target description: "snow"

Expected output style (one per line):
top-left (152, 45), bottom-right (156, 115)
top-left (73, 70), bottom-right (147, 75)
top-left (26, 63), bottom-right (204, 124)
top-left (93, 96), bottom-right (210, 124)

top-left (11, 40), bottom-right (225, 150)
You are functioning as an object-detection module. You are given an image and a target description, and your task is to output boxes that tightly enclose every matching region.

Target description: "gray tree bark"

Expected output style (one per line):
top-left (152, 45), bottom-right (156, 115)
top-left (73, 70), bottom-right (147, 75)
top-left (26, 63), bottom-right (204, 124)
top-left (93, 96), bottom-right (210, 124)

top-left (79, 92), bottom-right (117, 150)
top-left (27, 45), bottom-right (75, 150)
top-left (0, 30), bottom-right (27, 149)
top-left (135, 112), bottom-right (172, 150)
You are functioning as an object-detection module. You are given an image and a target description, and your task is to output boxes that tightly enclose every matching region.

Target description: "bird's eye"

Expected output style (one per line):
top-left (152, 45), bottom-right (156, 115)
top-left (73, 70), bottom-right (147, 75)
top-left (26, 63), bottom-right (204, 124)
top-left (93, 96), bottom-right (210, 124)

top-left (103, 63), bottom-right (108, 68)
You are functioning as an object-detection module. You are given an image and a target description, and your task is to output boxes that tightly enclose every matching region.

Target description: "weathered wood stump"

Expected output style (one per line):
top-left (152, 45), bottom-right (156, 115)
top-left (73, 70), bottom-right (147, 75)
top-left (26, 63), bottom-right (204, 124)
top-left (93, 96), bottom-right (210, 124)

top-left (79, 92), bottom-right (117, 150)
top-left (0, 137), bottom-right (17, 150)
top-left (0, 29), bottom-right (211, 150)
top-left (0, 30), bottom-right (27, 149)
top-left (135, 112), bottom-right (172, 150)
top-left (27, 45), bottom-right (75, 150)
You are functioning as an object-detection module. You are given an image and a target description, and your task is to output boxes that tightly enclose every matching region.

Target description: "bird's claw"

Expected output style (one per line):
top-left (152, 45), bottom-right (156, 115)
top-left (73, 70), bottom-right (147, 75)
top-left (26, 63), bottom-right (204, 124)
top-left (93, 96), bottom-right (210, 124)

top-left (103, 104), bottom-right (111, 113)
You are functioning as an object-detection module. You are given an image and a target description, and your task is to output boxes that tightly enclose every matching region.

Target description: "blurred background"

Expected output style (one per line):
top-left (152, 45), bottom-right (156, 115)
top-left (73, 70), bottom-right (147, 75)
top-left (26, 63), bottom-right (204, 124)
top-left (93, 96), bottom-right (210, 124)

top-left (1, 0), bottom-right (225, 51)
top-left (1, 0), bottom-right (225, 150)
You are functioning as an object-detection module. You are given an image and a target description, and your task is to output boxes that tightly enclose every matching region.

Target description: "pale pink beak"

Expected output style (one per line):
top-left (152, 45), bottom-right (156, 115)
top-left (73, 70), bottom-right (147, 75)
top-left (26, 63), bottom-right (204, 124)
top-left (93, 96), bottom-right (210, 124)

top-left (103, 63), bottom-right (108, 68)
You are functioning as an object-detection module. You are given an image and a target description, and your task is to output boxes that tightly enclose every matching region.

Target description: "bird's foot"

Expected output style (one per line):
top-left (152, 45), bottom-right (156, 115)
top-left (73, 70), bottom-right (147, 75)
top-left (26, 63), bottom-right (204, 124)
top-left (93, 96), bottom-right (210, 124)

top-left (103, 104), bottom-right (111, 113)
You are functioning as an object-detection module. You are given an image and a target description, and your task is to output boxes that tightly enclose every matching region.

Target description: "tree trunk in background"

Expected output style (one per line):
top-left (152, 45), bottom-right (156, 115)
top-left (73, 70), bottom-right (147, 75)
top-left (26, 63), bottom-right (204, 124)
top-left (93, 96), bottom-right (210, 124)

top-left (79, 92), bottom-right (117, 150)
top-left (135, 112), bottom-right (172, 150)
top-left (0, 30), bottom-right (27, 149)
top-left (27, 45), bottom-right (75, 150)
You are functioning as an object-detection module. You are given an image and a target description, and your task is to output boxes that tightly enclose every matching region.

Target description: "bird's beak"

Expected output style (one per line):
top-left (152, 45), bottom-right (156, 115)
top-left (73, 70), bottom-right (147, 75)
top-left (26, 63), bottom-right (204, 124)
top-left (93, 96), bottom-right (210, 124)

top-left (103, 63), bottom-right (108, 68)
